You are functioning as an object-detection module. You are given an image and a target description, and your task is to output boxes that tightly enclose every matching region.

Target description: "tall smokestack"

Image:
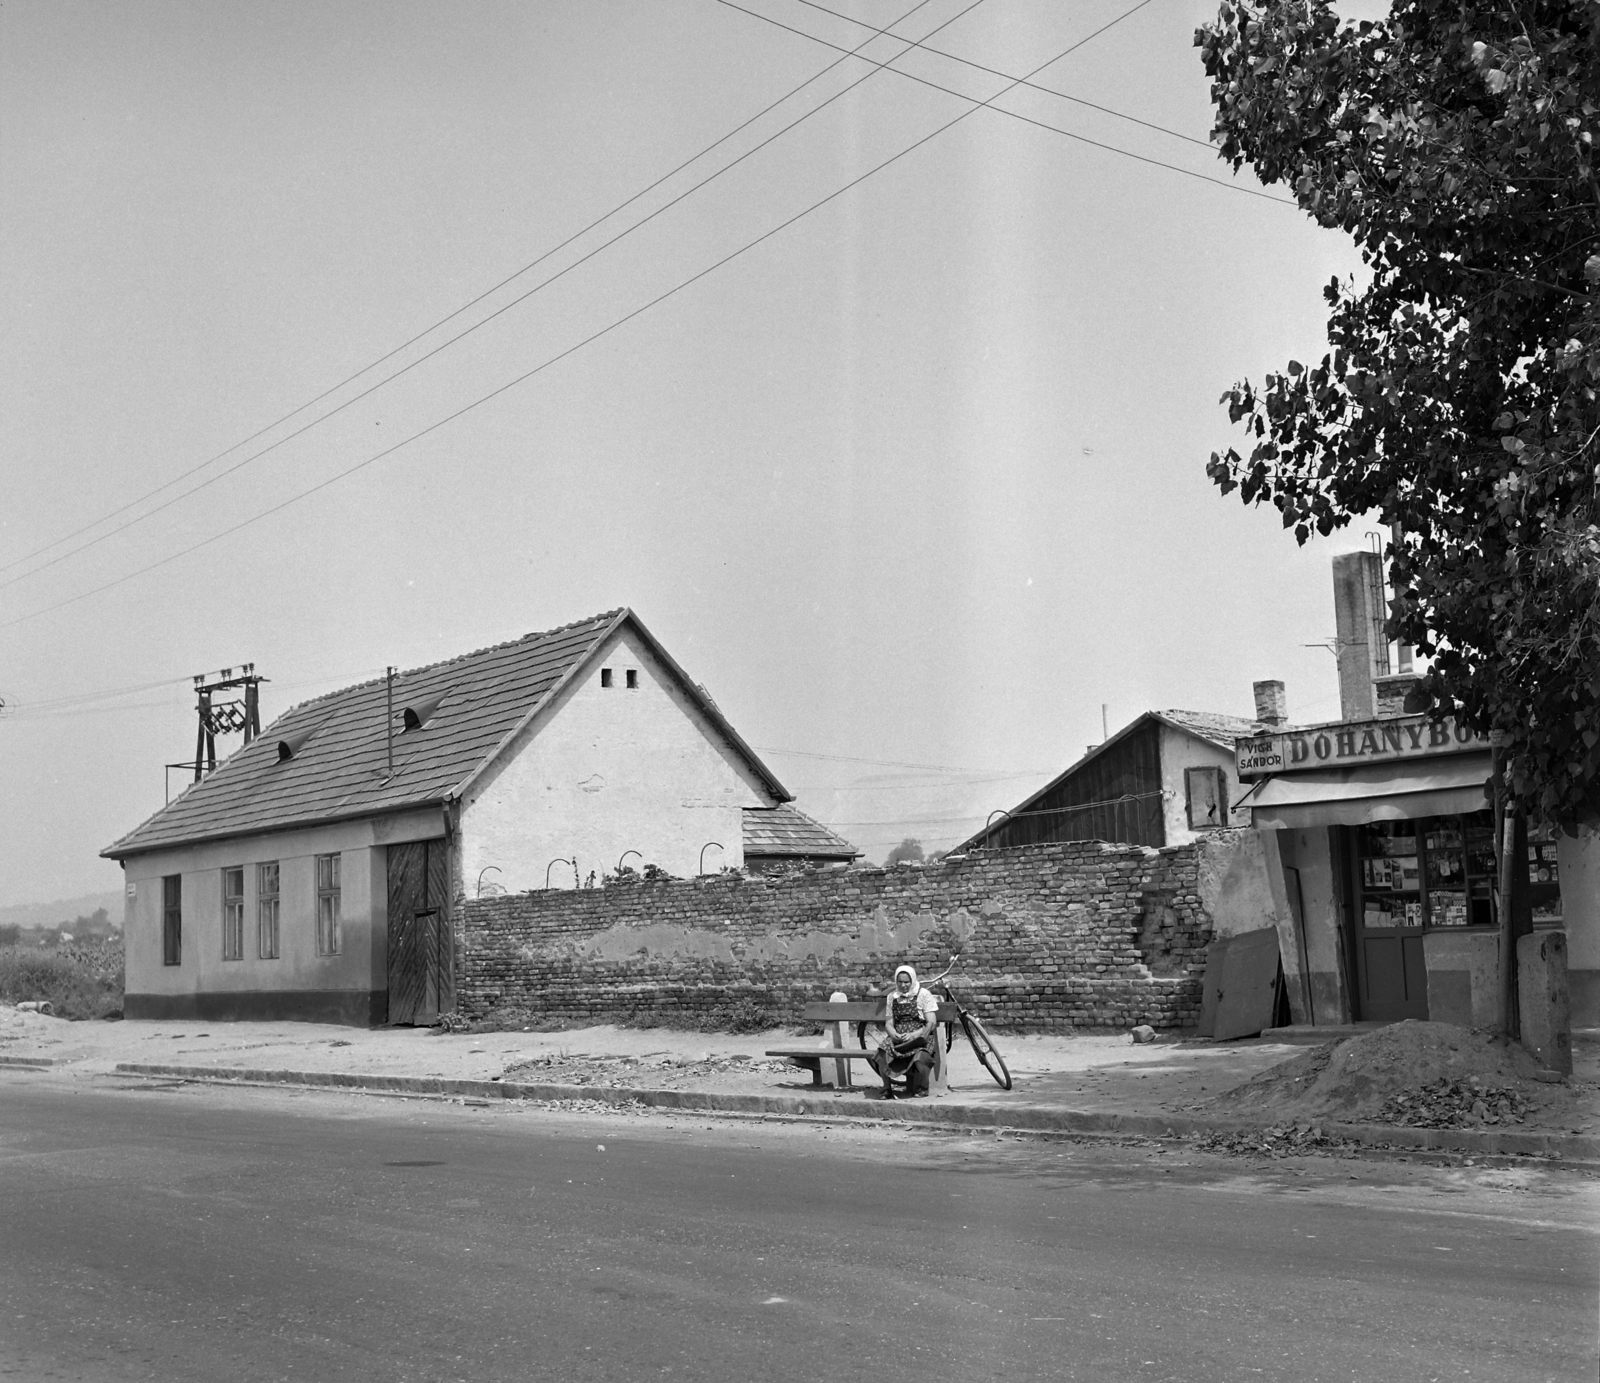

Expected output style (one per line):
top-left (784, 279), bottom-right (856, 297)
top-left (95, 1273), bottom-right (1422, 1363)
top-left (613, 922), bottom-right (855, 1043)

top-left (1332, 551), bottom-right (1387, 721)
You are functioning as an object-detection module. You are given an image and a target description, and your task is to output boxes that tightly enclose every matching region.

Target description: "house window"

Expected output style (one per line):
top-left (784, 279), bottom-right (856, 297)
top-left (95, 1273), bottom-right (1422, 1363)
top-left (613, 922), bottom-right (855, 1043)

top-left (257, 861), bottom-right (280, 959)
top-left (161, 875), bottom-right (181, 966)
top-left (625, 669), bottom-right (638, 689)
top-left (601, 668), bottom-right (613, 688)
top-left (1185, 767), bottom-right (1228, 830)
top-left (316, 853), bottom-right (341, 956)
top-left (222, 867), bottom-right (244, 961)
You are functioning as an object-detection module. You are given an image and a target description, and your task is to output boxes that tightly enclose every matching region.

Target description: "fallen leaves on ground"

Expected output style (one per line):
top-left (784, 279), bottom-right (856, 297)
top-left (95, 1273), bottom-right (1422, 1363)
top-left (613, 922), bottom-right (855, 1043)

top-left (1378, 1076), bottom-right (1529, 1129)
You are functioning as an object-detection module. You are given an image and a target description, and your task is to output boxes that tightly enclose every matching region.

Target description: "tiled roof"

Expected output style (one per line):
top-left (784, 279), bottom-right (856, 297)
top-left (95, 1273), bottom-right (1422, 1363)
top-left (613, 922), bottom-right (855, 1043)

top-left (742, 804), bottom-right (859, 859)
top-left (1153, 709), bottom-right (1270, 751)
top-left (105, 609), bottom-right (787, 858)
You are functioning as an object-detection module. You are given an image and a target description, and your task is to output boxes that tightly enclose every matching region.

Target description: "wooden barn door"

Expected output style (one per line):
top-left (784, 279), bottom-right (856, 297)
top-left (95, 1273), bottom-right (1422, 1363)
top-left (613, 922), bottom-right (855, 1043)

top-left (386, 840), bottom-right (454, 1025)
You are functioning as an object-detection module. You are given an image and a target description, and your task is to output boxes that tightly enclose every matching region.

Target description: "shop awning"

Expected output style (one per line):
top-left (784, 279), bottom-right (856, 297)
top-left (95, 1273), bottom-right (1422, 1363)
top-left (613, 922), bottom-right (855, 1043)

top-left (1249, 753), bottom-right (1492, 830)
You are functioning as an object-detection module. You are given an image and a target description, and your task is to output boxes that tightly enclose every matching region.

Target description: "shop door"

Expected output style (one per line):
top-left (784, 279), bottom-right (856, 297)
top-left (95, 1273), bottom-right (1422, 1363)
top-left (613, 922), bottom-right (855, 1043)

top-left (1350, 823), bottom-right (1429, 1021)
top-left (386, 840), bottom-right (454, 1025)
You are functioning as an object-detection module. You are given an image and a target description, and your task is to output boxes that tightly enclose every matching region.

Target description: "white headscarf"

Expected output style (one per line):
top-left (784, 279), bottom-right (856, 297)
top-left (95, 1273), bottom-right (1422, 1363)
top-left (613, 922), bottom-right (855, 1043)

top-left (894, 964), bottom-right (918, 991)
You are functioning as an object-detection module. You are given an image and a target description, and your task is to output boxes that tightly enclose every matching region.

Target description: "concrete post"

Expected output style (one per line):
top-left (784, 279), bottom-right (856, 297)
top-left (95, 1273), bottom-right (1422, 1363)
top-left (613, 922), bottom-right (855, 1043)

top-left (828, 990), bottom-right (851, 1088)
top-left (1517, 932), bottom-right (1572, 1074)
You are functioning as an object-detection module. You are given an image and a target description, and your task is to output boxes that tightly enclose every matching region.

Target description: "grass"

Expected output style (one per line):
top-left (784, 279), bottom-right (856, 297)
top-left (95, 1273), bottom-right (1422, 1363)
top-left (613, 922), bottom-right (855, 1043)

top-left (0, 940), bottom-right (124, 1020)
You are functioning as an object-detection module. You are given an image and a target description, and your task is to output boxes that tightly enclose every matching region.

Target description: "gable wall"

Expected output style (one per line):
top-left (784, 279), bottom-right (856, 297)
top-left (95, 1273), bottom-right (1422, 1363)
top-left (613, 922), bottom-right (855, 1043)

top-left (119, 806), bottom-right (443, 1022)
top-left (982, 721), bottom-right (1165, 850)
top-left (460, 624), bottom-right (777, 889)
top-left (1157, 725), bottom-right (1252, 845)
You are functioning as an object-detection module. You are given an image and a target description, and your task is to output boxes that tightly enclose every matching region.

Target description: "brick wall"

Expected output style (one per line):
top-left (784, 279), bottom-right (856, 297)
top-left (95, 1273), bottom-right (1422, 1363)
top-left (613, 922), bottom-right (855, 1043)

top-left (457, 839), bottom-right (1214, 1032)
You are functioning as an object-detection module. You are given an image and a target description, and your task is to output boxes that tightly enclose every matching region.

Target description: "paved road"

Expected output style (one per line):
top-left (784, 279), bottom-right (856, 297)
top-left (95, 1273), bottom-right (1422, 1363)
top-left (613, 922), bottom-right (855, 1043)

top-left (1, 1073), bottom-right (1594, 1383)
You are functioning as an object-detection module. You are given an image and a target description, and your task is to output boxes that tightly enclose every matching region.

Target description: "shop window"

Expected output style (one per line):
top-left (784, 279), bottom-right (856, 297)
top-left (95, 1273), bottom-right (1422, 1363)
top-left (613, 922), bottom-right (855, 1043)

top-left (1354, 811), bottom-right (1499, 933)
top-left (1529, 825), bottom-right (1563, 924)
top-left (1184, 767), bottom-right (1227, 830)
top-left (222, 867), bottom-right (244, 961)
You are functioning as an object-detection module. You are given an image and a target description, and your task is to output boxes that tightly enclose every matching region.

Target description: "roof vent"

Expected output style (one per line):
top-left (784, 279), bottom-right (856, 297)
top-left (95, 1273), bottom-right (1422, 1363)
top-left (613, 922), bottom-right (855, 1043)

top-left (277, 728), bottom-right (315, 762)
top-left (402, 691), bottom-right (448, 731)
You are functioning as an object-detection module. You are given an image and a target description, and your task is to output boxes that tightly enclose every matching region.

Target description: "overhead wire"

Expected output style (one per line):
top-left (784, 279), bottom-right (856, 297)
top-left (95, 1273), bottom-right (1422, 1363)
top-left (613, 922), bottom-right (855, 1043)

top-left (715, 0), bottom-right (1295, 204)
top-left (0, 0), bottom-right (1156, 634)
top-left (787, 0), bottom-right (1217, 149)
top-left (755, 745), bottom-right (1052, 775)
top-left (830, 789), bottom-right (1164, 828)
top-left (0, 0), bottom-right (945, 589)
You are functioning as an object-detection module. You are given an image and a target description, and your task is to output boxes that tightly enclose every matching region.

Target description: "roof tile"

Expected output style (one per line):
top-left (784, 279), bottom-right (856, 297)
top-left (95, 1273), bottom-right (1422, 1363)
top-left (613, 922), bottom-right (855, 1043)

top-left (106, 611), bottom-right (623, 856)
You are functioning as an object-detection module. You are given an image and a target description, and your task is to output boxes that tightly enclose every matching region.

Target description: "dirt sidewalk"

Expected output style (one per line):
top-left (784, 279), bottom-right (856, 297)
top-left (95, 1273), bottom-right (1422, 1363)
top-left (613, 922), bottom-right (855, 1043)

top-left (3, 1005), bottom-right (1594, 1143)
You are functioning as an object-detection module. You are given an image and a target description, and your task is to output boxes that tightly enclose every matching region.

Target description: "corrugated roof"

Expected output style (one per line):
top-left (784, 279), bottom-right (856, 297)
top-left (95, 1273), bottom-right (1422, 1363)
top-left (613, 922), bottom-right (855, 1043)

top-left (104, 609), bottom-right (789, 859)
top-left (742, 804), bottom-right (859, 859)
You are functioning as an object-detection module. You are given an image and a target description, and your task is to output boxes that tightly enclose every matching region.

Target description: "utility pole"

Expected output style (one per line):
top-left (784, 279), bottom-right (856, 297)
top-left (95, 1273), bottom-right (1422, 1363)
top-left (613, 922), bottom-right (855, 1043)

top-left (184, 665), bottom-right (266, 782)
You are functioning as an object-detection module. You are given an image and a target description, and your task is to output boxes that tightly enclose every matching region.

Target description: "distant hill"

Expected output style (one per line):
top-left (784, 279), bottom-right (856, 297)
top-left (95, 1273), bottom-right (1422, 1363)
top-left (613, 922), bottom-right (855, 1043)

top-left (0, 890), bottom-right (124, 933)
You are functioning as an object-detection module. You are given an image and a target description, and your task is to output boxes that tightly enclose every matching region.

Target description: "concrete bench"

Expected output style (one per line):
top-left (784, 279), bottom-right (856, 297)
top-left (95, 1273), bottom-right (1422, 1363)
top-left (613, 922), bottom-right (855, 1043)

top-left (765, 994), bottom-right (958, 1094)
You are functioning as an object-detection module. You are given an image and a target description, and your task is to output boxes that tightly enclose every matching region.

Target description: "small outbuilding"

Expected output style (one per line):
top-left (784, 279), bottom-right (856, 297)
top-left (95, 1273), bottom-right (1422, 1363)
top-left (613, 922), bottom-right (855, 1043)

top-left (953, 699), bottom-right (1283, 853)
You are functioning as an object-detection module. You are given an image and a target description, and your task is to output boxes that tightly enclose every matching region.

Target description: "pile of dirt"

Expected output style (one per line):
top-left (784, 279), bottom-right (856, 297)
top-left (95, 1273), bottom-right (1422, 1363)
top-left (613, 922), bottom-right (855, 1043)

top-left (1205, 1021), bottom-right (1546, 1126)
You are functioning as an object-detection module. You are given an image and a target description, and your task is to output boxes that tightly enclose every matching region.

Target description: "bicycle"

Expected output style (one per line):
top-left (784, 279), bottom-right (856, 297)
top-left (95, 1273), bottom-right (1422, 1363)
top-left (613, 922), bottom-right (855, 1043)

top-left (858, 956), bottom-right (1012, 1091)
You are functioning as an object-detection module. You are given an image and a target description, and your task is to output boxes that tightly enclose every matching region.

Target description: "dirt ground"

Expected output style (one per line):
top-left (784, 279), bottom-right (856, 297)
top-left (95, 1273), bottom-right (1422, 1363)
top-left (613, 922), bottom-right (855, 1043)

top-left (1204, 1020), bottom-right (1595, 1134)
top-left (2, 1005), bottom-right (1594, 1135)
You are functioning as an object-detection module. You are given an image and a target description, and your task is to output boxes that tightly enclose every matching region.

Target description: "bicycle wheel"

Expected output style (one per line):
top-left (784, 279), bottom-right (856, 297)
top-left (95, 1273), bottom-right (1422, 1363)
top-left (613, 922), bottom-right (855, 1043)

top-left (856, 1020), bottom-right (886, 1050)
top-left (960, 1013), bottom-right (1012, 1090)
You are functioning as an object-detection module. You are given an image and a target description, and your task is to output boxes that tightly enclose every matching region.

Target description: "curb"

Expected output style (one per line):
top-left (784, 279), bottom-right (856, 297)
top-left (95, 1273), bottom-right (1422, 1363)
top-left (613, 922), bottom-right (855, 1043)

top-left (0, 1055), bottom-right (56, 1068)
top-left (110, 1062), bottom-right (1600, 1162)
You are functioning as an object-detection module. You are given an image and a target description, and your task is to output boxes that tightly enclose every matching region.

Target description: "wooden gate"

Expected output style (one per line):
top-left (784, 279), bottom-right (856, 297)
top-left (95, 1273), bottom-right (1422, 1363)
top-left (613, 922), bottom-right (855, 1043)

top-left (386, 840), bottom-right (453, 1025)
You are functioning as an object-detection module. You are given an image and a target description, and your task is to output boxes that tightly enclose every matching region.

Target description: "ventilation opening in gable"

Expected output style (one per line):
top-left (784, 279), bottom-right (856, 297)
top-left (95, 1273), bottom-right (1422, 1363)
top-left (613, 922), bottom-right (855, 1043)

top-left (601, 668), bottom-right (613, 688)
top-left (625, 669), bottom-right (638, 690)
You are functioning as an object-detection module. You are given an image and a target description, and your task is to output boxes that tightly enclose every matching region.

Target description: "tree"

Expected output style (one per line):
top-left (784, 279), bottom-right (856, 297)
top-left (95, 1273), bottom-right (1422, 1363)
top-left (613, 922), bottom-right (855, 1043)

top-left (1196, 0), bottom-right (1599, 829)
top-left (884, 838), bottom-right (925, 867)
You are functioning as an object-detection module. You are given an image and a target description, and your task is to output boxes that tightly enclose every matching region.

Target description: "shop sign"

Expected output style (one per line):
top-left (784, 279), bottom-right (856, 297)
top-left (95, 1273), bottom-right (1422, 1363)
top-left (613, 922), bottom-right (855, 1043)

top-left (1235, 715), bottom-right (1491, 778)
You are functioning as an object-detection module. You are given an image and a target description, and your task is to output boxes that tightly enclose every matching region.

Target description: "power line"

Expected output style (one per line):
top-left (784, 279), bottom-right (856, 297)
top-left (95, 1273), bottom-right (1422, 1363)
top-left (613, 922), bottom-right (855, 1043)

top-left (716, 0), bottom-right (1295, 205)
top-left (755, 745), bottom-right (1051, 775)
top-left (0, 3), bottom-right (1152, 634)
top-left (787, 0), bottom-right (1217, 150)
top-left (0, 0), bottom-right (945, 590)
top-left (0, 663), bottom-right (391, 719)
top-left (829, 789), bottom-right (1163, 828)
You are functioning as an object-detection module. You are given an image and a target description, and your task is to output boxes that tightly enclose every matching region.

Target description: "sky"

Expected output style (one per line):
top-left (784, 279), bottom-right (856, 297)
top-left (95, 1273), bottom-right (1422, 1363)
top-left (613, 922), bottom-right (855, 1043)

top-left (0, 0), bottom-right (1389, 905)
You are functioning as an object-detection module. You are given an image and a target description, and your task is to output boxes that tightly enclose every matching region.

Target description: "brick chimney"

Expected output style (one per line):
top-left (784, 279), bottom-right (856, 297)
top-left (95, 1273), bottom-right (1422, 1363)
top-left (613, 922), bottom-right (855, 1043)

top-left (1253, 679), bottom-right (1288, 727)
top-left (1331, 551), bottom-right (1390, 721)
top-left (1374, 672), bottom-right (1421, 718)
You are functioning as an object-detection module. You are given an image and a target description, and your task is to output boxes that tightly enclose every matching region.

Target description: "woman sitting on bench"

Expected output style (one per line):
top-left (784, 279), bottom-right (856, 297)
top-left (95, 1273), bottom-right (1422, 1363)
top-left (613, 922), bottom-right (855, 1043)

top-left (873, 964), bottom-right (938, 1098)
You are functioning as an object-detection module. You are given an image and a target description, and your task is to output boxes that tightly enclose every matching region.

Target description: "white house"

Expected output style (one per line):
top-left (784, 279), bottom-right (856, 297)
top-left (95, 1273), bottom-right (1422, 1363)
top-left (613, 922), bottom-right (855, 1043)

top-left (103, 609), bottom-right (852, 1025)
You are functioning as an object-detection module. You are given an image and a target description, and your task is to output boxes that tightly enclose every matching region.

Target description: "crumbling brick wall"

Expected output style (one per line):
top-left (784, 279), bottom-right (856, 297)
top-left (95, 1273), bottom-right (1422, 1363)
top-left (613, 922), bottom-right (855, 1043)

top-left (458, 839), bottom-right (1213, 1032)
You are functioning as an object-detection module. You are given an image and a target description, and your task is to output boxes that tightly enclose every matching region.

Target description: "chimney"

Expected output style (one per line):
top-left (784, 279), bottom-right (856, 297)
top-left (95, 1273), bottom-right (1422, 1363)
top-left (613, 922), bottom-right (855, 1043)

top-left (1253, 680), bottom-right (1288, 728)
top-left (1373, 672), bottom-right (1420, 718)
top-left (1331, 551), bottom-right (1389, 721)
